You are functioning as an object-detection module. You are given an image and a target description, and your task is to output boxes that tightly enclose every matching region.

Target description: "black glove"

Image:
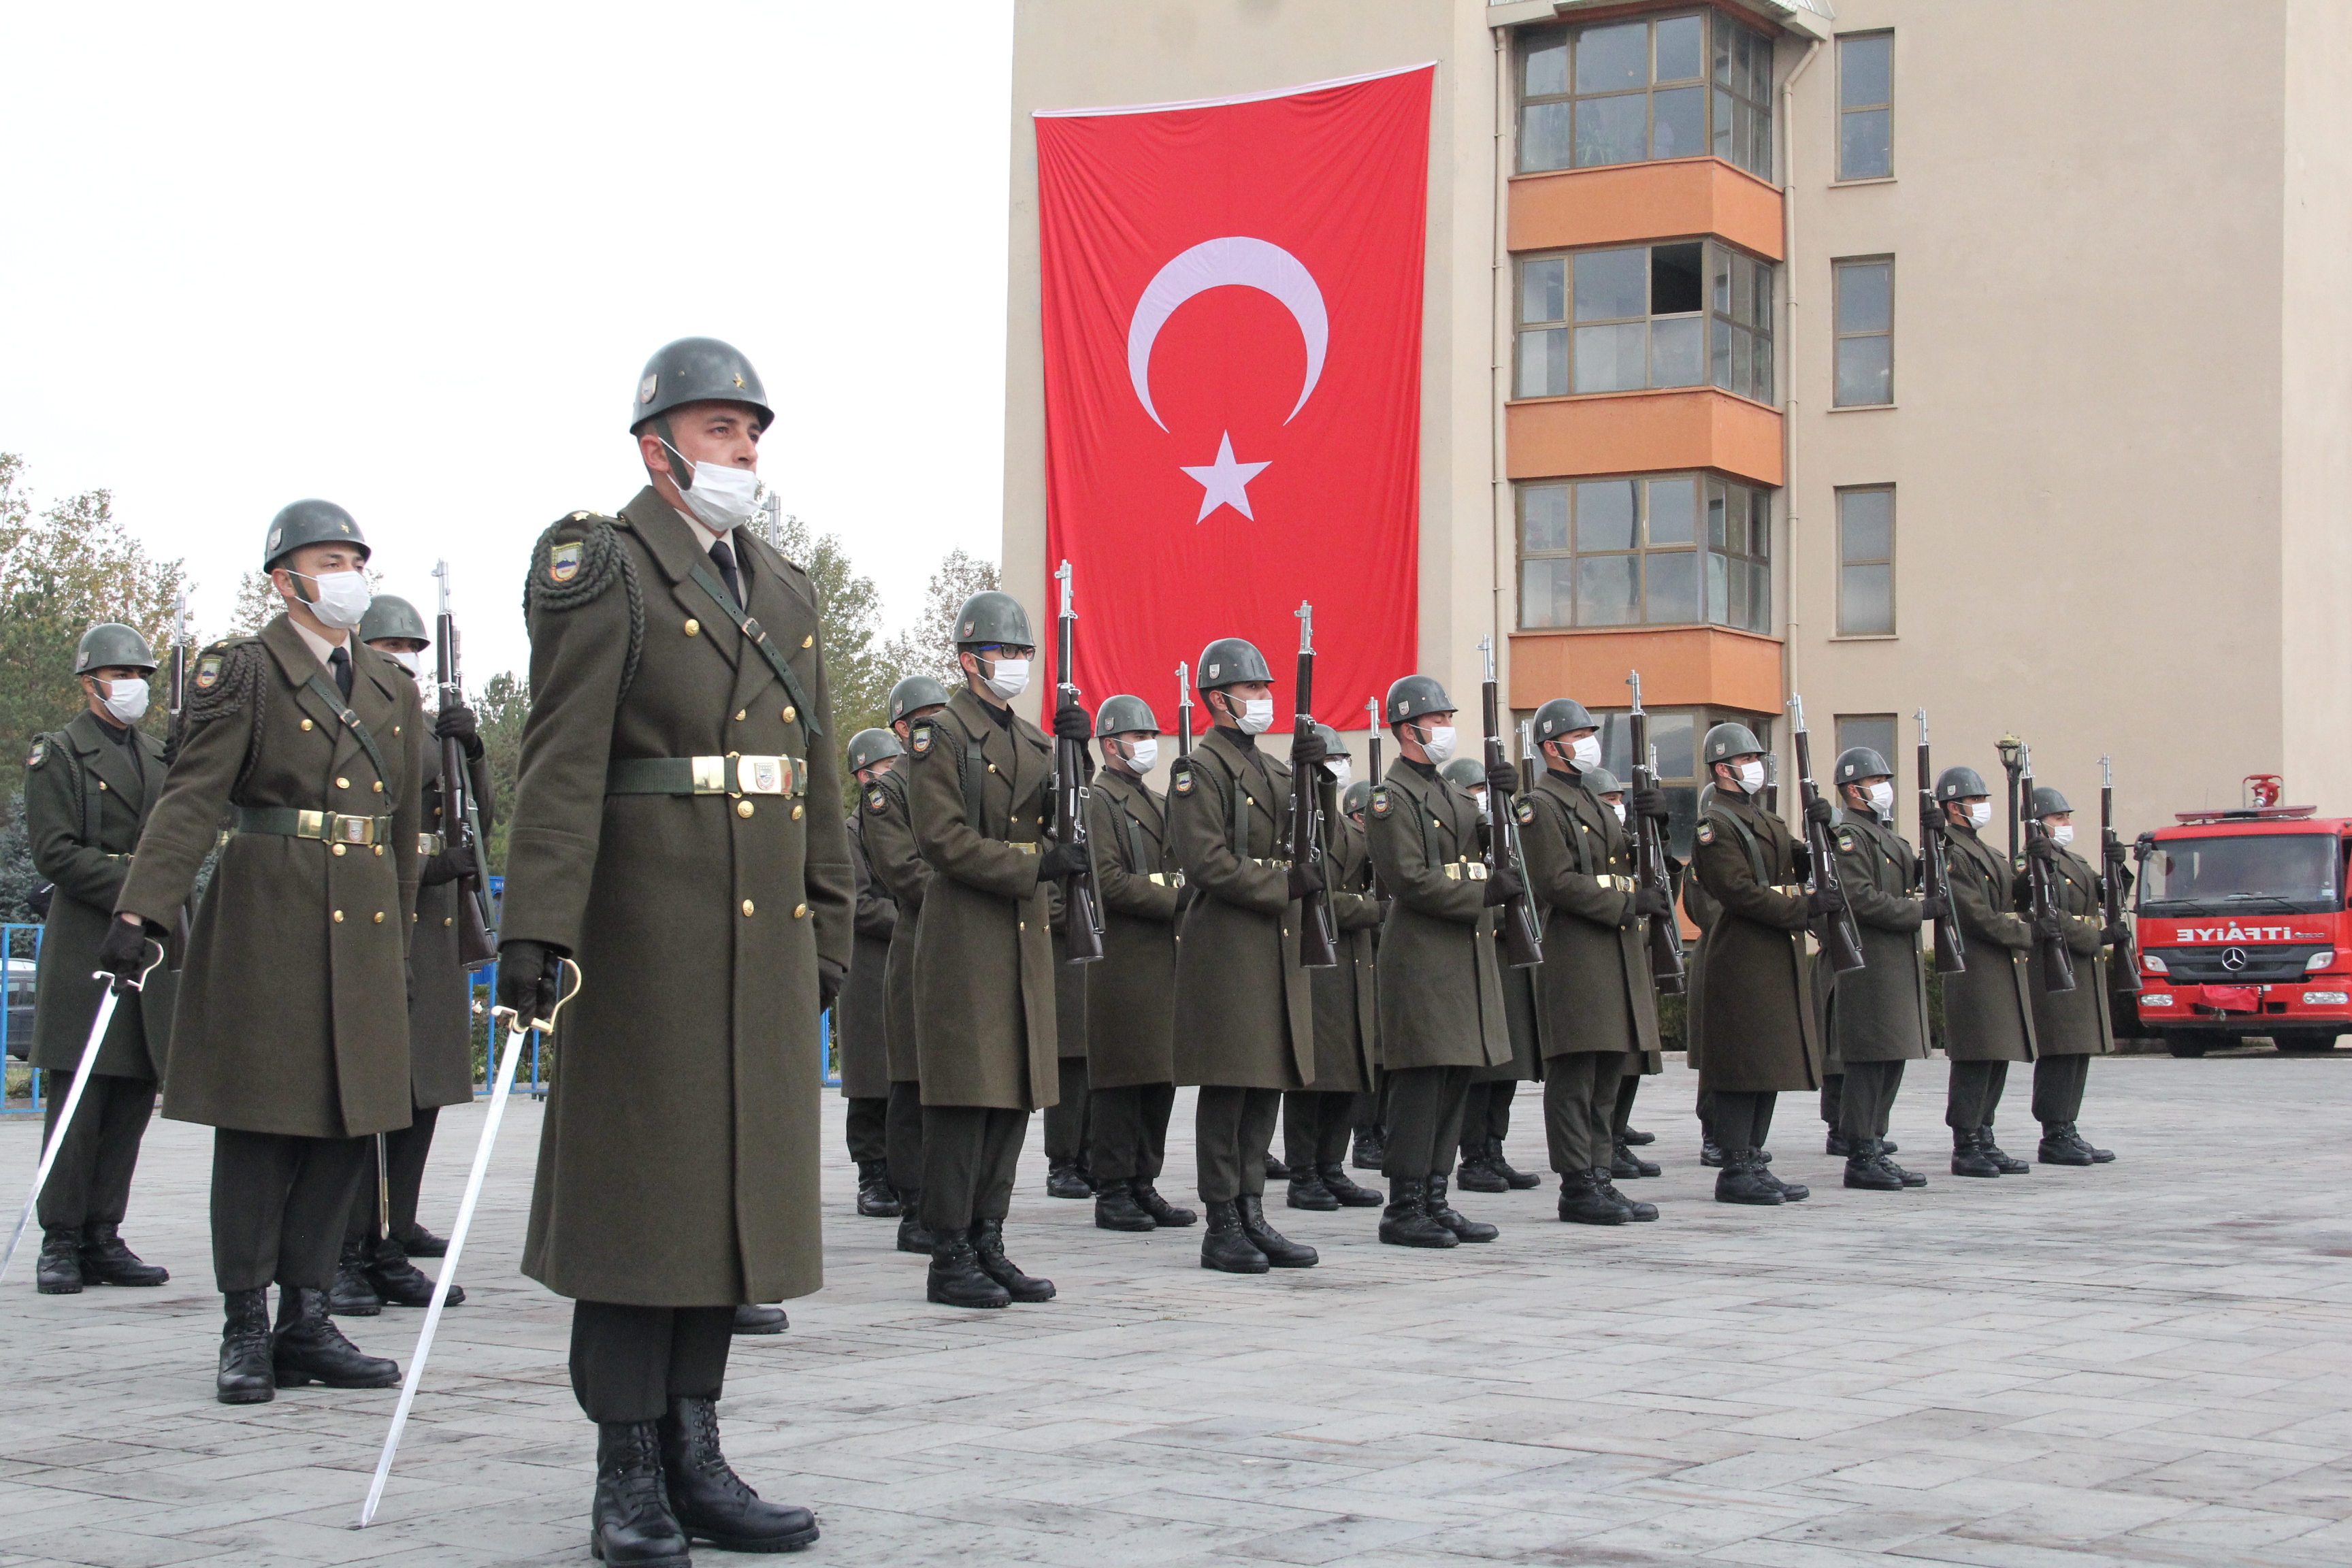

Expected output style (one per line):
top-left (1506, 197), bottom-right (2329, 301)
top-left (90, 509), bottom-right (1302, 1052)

top-left (95, 916), bottom-right (154, 985)
top-left (1631, 785), bottom-right (1671, 822)
top-left (1286, 860), bottom-right (1325, 900)
top-left (1805, 796), bottom-right (1835, 827)
top-left (2027, 832), bottom-right (2059, 864)
top-left (2035, 909), bottom-right (2067, 943)
top-left (1921, 892), bottom-right (1950, 921)
top-left (1482, 866), bottom-right (1524, 907)
top-left (1633, 885), bottom-right (1672, 919)
top-left (495, 938), bottom-right (566, 1025)
top-left (436, 702), bottom-right (483, 758)
top-left (1290, 725), bottom-right (1328, 768)
top-left (818, 956), bottom-right (845, 1013)
top-left (1484, 760), bottom-right (1519, 798)
top-left (2101, 920), bottom-right (2132, 947)
top-left (1037, 840), bottom-right (1089, 881)
top-left (1051, 702), bottom-right (1092, 742)
top-left (1807, 886), bottom-right (1846, 918)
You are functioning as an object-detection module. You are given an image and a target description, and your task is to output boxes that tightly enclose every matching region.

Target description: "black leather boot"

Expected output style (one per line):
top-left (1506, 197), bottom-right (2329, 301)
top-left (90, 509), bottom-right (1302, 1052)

top-left (1199, 1199), bottom-right (1269, 1273)
top-left (1980, 1127), bottom-right (2029, 1175)
top-left (972, 1219), bottom-right (1055, 1302)
top-left (1490, 1139), bottom-right (1542, 1190)
top-left (1453, 1145), bottom-right (1508, 1193)
top-left (1700, 1135), bottom-right (1727, 1168)
top-left (1885, 1149), bottom-right (1929, 1188)
top-left (1261, 1152), bottom-right (1291, 1181)
top-left (1950, 1127), bottom-right (2002, 1178)
top-left (2068, 1122), bottom-right (2115, 1162)
top-left (660, 1395), bottom-right (819, 1553)
top-left (35, 1226), bottom-right (83, 1293)
top-left (732, 1305), bottom-right (787, 1334)
top-left (926, 1233), bottom-right (1009, 1308)
top-left (1285, 1167), bottom-right (1339, 1211)
top-left (77, 1223), bottom-right (167, 1286)
top-left (1825, 1129), bottom-right (1850, 1157)
top-left (1045, 1160), bottom-right (1093, 1200)
top-left (1131, 1179), bottom-right (1196, 1227)
top-left (1611, 1140), bottom-right (1661, 1179)
top-left (2037, 1123), bottom-right (2091, 1166)
top-left (855, 1161), bottom-right (903, 1217)
top-left (1714, 1151), bottom-right (1782, 1205)
top-left (1622, 1125), bottom-right (1655, 1145)
top-left (1595, 1170), bottom-right (1658, 1221)
top-left (896, 1192), bottom-right (938, 1255)
top-left (1556, 1169), bottom-right (1628, 1225)
top-left (1319, 1164), bottom-right (1383, 1207)
top-left (1094, 1180), bottom-right (1156, 1231)
top-left (393, 1222), bottom-right (448, 1257)
top-left (592, 1419), bottom-right (691, 1567)
top-left (1351, 1125), bottom-right (1386, 1171)
top-left (217, 1288), bottom-right (274, 1404)
top-left (366, 1236), bottom-right (459, 1307)
top-left (1237, 1195), bottom-right (1318, 1267)
top-left (1377, 1177), bottom-right (1456, 1247)
top-left (1759, 1163), bottom-right (1810, 1201)
top-left (274, 1286), bottom-right (399, 1388)
top-left (1425, 1175), bottom-right (1497, 1242)
top-left (328, 1238), bottom-right (382, 1316)
top-left (1844, 1137), bottom-right (1904, 1191)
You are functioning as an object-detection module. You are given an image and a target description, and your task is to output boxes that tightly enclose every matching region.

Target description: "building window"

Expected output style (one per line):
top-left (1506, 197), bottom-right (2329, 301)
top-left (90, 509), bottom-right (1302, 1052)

top-left (1518, 9), bottom-right (1774, 182)
top-left (1838, 32), bottom-right (1893, 180)
top-left (1834, 714), bottom-right (1897, 771)
top-left (1581, 704), bottom-right (1774, 860)
top-left (1833, 258), bottom-right (1893, 406)
top-left (1836, 486), bottom-right (1894, 634)
top-left (1516, 242), bottom-right (1774, 402)
top-left (1518, 474), bottom-right (1770, 634)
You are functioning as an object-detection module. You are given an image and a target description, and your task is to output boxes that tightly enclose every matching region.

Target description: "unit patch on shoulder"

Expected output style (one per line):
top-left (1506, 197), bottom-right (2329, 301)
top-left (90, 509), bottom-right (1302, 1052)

top-left (1369, 785), bottom-right (1392, 819)
top-left (909, 722), bottom-right (933, 756)
top-left (25, 738), bottom-right (46, 769)
top-left (549, 542), bottom-right (583, 584)
top-left (866, 786), bottom-right (886, 813)
top-left (1837, 830), bottom-right (1856, 852)
top-left (1172, 762), bottom-right (1194, 796)
top-left (1516, 798), bottom-right (1535, 826)
top-left (193, 653), bottom-right (225, 691)
top-left (1697, 820), bottom-right (1715, 845)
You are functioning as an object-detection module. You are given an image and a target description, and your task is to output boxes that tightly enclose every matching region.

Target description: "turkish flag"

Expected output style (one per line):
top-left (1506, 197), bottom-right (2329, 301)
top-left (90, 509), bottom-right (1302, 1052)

top-left (1034, 65), bottom-right (1433, 733)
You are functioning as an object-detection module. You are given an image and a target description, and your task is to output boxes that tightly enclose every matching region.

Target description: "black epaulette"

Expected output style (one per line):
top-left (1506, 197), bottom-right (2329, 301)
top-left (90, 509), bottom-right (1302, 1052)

top-left (187, 638), bottom-right (264, 723)
top-left (525, 510), bottom-right (644, 697)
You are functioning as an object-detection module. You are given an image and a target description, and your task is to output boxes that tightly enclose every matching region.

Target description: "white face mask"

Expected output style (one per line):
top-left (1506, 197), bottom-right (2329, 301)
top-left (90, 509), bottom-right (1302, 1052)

top-left (385, 649), bottom-right (425, 680)
top-left (1865, 781), bottom-right (1895, 815)
top-left (1418, 723), bottom-right (1457, 764)
top-left (1570, 734), bottom-right (1602, 770)
top-left (664, 440), bottom-right (767, 534)
top-left (1966, 801), bottom-right (1994, 829)
top-left (1734, 760), bottom-right (1766, 794)
top-left (1326, 757), bottom-right (1352, 791)
top-left (290, 568), bottom-right (372, 632)
top-left (1230, 697), bottom-right (1274, 735)
top-left (979, 655), bottom-right (1030, 702)
top-left (1124, 738), bottom-right (1159, 774)
top-left (2049, 823), bottom-right (2075, 848)
top-left (97, 677), bottom-right (149, 725)
top-left (1610, 800), bottom-right (1627, 824)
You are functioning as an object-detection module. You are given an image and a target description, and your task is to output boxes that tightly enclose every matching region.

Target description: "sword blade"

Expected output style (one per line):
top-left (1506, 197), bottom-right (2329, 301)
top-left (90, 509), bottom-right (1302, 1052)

top-left (0, 984), bottom-right (124, 1283)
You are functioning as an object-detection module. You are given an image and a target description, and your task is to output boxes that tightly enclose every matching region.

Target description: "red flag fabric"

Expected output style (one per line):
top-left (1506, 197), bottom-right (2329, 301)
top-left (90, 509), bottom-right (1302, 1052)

top-left (1034, 65), bottom-right (1433, 732)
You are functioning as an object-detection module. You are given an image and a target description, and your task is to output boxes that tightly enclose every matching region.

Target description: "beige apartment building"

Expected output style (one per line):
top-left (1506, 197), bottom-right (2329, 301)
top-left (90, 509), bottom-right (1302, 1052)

top-left (1000, 0), bottom-right (2351, 849)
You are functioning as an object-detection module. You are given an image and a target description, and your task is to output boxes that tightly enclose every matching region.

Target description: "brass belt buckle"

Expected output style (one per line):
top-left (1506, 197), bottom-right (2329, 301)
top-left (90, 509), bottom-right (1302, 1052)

top-left (296, 808), bottom-right (327, 839)
top-left (418, 832), bottom-right (444, 855)
top-left (691, 756), bottom-right (727, 793)
top-left (334, 815), bottom-right (375, 845)
top-left (734, 754), bottom-right (789, 796)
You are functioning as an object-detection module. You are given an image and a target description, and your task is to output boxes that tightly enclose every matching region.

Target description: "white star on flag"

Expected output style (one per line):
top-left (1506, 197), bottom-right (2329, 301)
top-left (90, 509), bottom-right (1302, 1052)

top-left (1179, 431), bottom-right (1271, 523)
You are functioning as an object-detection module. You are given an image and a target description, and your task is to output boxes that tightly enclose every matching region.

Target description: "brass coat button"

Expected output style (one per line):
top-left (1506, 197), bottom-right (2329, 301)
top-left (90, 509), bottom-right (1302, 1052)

top-left (742, 900), bottom-right (755, 916)
top-left (685, 619), bottom-right (701, 636)
top-left (987, 762), bottom-right (998, 774)
top-left (331, 843), bottom-right (346, 857)
top-left (444, 917), bottom-right (453, 927)
top-left (333, 911), bottom-right (344, 923)
top-left (374, 845), bottom-right (384, 856)
top-left (734, 709), bottom-right (747, 721)
top-left (393, 725), bottom-right (401, 736)
top-left (336, 777), bottom-right (350, 789)
top-left (373, 781), bottom-right (383, 792)
top-left (793, 903), bottom-right (809, 919)
top-left (801, 635), bottom-right (813, 648)
top-left (374, 911), bottom-right (385, 924)
top-left (782, 705), bottom-right (796, 723)
top-left (301, 719), bottom-right (314, 731)
top-left (97, 781), bottom-right (108, 791)
top-left (791, 804), bottom-right (803, 819)
top-left (736, 800), bottom-right (754, 818)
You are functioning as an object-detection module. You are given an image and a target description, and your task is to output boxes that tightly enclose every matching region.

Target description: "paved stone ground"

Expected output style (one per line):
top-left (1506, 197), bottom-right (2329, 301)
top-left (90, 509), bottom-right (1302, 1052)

top-left (3, 1054), bottom-right (2351, 1567)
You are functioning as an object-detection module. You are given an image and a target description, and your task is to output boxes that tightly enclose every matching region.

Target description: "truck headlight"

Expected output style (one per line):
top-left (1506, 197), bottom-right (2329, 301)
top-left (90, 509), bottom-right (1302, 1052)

top-left (2307, 950), bottom-right (2336, 973)
top-left (2303, 991), bottom-right (2348, 1006)
top-left (2142, 953), bottom-right (2168, 974)
top-left (2141, 993), bottom-right (2174, 1006)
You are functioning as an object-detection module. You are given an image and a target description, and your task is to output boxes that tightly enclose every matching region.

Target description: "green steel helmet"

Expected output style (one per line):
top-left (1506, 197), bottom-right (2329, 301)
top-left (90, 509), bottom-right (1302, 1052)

top-left (74, 623), bottom-right (157, 675)
top-left (1531, 697), bottom-right (1595, 740)
top-left (262, 499), bottom-right (368, 570)
top-left (1316, 721), bottom-right (1350, 757)
top-left (1833, 746), bottom-right (1893, 785)
top-left (1385, 674), bottom-right (1454, 723)
top-left (847, 727), bottom-right (903, 774)
top-left (1196, 637), bottom-right (1272, 689)
top-left (1586, 766), bottom-right (1624, 796)
top-left (1439, 756), bottom-right (1487, 791)
top-left (1702, 721), bottom-right (1766, 765)
top-left (357, 595), bottom-right (429, 647)
top-left (887, 674), bottom-right (951, 723)
top-left (1341, 779), bottom-right (1373, 817)
top-left (630, 336), bottom-right (772, 433)
top-left (1094, 693), bottom-right (1160, 737)
top-left (952, 591), bottom-right (1034, 649)
top-left (1936, 764), bottom-right (1991, 801)
top-left (2031, 784), bottom-right (2072, 817)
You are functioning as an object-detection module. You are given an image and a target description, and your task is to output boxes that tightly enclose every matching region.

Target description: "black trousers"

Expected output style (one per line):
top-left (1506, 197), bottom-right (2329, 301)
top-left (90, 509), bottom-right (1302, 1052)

top-left (345, 1105), bottom-right (443, 1241)
top-left (1818, 1073), bottom-right (1844, 1126)
top-left (1612, 1071), bottom-right (1641, 1138)
top-left (1195, 1085), bottom-right (1281, 1202)
top-left (1946, 1060), bottom-right (2010, 1130)
top-left (845, 1096), bottom-right (887, 1166)
top-left (1356, 1074), bottom-right (1391, 1132)
top-left (1043, 1058), bottom-right (1090, 1166)
top-left (211, 1129), bottom-right (370, 1294)
top-left (919, 1105), bottom-right (1026, 1232)
top-left (1838, 1060), bottom-right (1904, 1141)
top-left (1089, 1081), bottom-right (1174, 1183)
top-left (1541, 1053), bottom-right (1625, 1173)
top-left (1282, 1090), bottom-right (1362, 1171)
top-left (1383, 1066), bottom-right (1472, 1179)
top-left (569, 1300), bottom-right (734, 1424)
top-left (885, 1079), bottom-right (924, 1193)
top-left (2031, 1054), bottom-right (2091, 1125)
top-left (1705, 1090), bottom-right (1776, 1154)
top-left (35, 1071), bottom-right (154, 1230)
top-left (1458, 1079), bottom-right (1518, 1156)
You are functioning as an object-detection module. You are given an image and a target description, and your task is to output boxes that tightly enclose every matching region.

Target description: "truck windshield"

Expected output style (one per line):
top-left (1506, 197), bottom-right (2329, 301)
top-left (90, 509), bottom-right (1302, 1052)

top-left (2140, 834), bottom-right (2341, 914)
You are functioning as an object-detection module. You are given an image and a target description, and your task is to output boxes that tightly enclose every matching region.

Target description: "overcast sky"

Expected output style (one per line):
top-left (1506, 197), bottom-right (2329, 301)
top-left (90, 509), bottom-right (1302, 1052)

top-left (1, 3), bottom-right (1015, 681)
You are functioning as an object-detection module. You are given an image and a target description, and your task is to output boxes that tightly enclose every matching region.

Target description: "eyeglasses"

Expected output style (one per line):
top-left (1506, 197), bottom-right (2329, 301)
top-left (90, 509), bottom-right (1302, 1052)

top-left (975, 644), bottom-right (1036, 659)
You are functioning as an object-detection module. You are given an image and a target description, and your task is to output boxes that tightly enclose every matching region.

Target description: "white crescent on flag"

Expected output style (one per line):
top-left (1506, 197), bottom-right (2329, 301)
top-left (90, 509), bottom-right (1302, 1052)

top-left (1126, 235), bottom-right (1328, 431)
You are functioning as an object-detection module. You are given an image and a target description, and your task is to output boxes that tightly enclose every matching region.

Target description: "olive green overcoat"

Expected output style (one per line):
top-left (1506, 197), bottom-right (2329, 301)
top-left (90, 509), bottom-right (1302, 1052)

top-left (1309, 796), bottom-right (1380, 1094)
top-left (502, 493), bottom-right (853, 1308)
top-left (860, 765), bottom-right (928, 1082)
top-left (409, 737), bottom-right (495, 1109)
top-left (1085, 767), bottom-right (1178, 1088)
top-left (2023, 843), bottom-right (2113, 1056)
top-left (907, 688), bottom-right (1058, 1110)
top-left (1941, 823), bottom-right (2037, 1062)
top-left (1051, 894), bottom-right (1089, 1060)
top-left (1364, 760), bottom-right (1512, 1073)
top-left (1169, 727), bottom-right (1313, 1089)
top-left (1818, 809), bottom-right (1931, 1067)
top-left (1518, 768), bottom-right (1662, 1061)
top-left (27, 713), bottom-right (176, 1079)
top-left (119, 615), bottom-right (425, 1139)
top-left (840, 808), bottom-right (896, 1098)
top-left (1688, 792), bottom-right (1821, 1094)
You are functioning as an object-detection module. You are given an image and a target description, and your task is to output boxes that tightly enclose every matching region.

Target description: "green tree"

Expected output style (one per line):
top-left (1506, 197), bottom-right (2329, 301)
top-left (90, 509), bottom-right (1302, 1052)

top-left (755, 512), bottom-right (889, 790)
top-left (878, 548), bottom-right (999, 691)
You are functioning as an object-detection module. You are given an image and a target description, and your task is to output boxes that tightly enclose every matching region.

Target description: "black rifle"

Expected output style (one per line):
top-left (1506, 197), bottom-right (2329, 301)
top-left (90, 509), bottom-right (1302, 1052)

top-left (2021, 742), bottom-right (2076, 993)
top-left (2101, 755), bottom-right (2140, 995)
top-left (1479, 636), bottom-right (1542, 968)
top-left (1363, 698), bottom-right (1388, 902)
top-left (1177, 662), bottom-right (1194, 762)
top-left (167, 588), bottom-right (188, 754)
top-left (1052, 561), bottom-right (1103, 964)
top-left (1626, 670), bottom-right (1685, 994)
top-left (432, 561), bottom-right (498, 970)
top-left (1915, 708), bottom-right (1966, 974)
top-left (1289, 603), bottom-right (1338, 968)
top-left (1787, 696), bottom-right (1865, 973)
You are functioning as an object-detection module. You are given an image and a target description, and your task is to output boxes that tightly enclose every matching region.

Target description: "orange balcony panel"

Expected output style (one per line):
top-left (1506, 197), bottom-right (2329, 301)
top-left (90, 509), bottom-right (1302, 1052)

top-left (1508, 388), bottom-right (1783, 487)
top-left (1509, 159), bottom-right (1784, 261)
top-left (1507, 625), bottom-right (1782, 716)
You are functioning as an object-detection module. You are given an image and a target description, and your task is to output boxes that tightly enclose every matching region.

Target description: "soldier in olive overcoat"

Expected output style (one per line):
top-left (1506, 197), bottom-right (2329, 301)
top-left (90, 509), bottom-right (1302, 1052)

top-left (866, 674), bottom-right (949, 1250)
top-left (495, 341), bottom-right (839, 1556)
top-left (1169, 638), bottom-right (1323, 1274)
top-left (1281, 725), bottom-right (1382, 1213)
top-left (105, 502), bottom-right (423, 1404)
top-left (1816, 748), bottom-right (1931, 1192)
top-left (842, 728), bottom-right (904, 1219)
top-left (1436, 755), bottom-right (1544, 1197)
top-left (1364, 675), bottom-right (1517, 1249)
top-left (2021, 786), bottom-right (2119, 1166)
top-left (1932, 764), bottom-right (2038, 1179)
top-left (1580, 769), bottom-right (1668, 1173)
top-left (25, 623), bottom-right (176, 1295)
top-left (1688, 722), bottom-right (1824, 1205)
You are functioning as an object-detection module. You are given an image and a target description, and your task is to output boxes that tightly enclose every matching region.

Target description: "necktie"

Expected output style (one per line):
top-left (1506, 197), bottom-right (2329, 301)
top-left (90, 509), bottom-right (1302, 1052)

top-left (329, 645), bottom-right (353, 701)
top-left (709, 540), bottom-right (741, 606)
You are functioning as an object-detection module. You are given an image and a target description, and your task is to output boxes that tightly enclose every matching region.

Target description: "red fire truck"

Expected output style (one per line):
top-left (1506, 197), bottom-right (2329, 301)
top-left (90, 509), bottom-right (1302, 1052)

top-left (2131, 789), bottom-right (2351, 1056)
